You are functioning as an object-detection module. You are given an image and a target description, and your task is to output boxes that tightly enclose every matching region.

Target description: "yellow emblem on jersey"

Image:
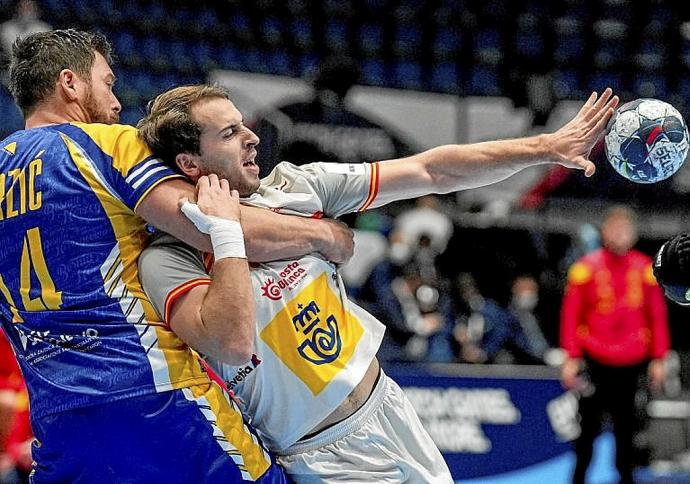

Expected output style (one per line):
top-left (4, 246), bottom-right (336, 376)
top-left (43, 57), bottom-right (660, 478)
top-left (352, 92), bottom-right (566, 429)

top-left (568, 262), bottom-right (592, 285)
top-left (260, 272), bottom-right (364, 395)
top-left (3, 142), bottom-right (16, 155)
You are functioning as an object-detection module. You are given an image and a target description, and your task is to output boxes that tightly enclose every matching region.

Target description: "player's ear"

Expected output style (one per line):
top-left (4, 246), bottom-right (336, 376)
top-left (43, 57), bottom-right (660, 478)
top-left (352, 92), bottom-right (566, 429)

top-left (57, 69), bottom-right (79, 101)
top-left (176, 153), bottom-right (202, 179)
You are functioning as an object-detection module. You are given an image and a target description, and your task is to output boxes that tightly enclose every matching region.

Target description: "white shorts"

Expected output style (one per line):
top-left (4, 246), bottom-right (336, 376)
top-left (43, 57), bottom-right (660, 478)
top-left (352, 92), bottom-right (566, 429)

top-left (277, 371), bottom-right (453, 483)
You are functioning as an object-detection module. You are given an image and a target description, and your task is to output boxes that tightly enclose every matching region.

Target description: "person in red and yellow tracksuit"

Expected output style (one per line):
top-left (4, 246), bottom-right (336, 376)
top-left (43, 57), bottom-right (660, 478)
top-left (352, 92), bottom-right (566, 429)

top-left (0, 329), bottom-right (32, 482)
top-left (560, 206), bottom-right (669, 484)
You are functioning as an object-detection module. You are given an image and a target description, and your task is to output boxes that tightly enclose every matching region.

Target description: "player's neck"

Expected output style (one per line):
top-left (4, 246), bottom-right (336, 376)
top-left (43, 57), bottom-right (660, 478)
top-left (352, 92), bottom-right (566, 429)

top-left (25, 98), bottom-right (90, 128)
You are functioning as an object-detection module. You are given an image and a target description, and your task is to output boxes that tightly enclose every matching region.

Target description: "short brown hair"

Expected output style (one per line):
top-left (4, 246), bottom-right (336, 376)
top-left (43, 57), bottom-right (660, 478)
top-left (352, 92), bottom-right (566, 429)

top-left (9, 29), bottom-right (113, 116)
top-left (137, 85), bottom-right (231, 167)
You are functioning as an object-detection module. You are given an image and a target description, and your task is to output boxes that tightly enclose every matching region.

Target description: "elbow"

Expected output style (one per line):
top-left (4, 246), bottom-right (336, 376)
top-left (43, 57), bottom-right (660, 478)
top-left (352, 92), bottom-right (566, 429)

top-left (198, 305), bottom-right (256, 364)
top-left (218, 332), bottom-right (255, 365)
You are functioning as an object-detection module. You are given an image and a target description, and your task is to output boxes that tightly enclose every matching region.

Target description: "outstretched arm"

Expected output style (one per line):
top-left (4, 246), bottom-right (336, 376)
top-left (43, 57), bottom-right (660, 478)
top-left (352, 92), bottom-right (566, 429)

top-left (370, 89), bottom-right (618, 207)
top-left (137, 178), bottom-right (354, 263)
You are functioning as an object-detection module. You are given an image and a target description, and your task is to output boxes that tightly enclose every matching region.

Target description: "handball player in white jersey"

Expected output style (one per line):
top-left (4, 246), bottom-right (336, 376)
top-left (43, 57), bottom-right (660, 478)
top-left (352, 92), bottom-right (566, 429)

top-left (137, 85), bottom-right (617, 482)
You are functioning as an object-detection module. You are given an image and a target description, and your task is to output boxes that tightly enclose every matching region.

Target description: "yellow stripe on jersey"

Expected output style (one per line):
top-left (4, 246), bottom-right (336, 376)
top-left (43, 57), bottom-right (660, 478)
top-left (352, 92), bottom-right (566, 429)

top-left (61, 133), bottom-right (207, 390)
top-left (71, 123), bottom-right (151, 178)
top-left (72, 122), bottom-right (183, 211)
top-left (186, 383), bottom-right (272, 481)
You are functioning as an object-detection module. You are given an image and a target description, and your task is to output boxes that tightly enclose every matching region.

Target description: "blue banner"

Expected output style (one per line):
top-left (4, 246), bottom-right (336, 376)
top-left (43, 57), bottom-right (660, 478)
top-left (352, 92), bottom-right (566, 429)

top-left (385, 364), bottom-right (591, 482)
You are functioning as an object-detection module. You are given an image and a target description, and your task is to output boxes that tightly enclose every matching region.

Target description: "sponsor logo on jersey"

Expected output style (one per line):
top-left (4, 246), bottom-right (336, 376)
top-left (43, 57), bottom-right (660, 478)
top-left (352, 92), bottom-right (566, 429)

top-left (260, 278), bottom-right (282, 300)
top-left (259, 262), bottom-right (308, 300)
top-left (14, 326), bottom-right (102, 364)
top-left (225, 354), bottom-right (262, 391)
top-left (260, 272), bottom-right (364, 395)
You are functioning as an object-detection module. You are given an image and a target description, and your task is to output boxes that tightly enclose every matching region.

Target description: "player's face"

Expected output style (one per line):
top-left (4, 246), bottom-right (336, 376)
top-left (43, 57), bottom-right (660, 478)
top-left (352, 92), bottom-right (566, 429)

top-left (83, 52), bottom-right (121, 124)
top-left (601, 216), bottom-right (637, 255)
top-left (191, 97), bottom-right (260, 197)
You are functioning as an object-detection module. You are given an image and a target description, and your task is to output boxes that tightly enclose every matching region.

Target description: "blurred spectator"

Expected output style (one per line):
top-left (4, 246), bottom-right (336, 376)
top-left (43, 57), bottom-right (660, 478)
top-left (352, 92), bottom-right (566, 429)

top-left (453, 273), bottom-right (548, 364)
top-left (391, 259), bottom-right (455, 362)
top-left (365, 232), bottom-right (455, 363)
top-left (339, 211), bottom-right (392, 300)
top-left (560, 206), bottom-right (670, 484)
top-left (508, 275), bottom-right (551, 362)
top-left (0, 1), bottom-right (50, 66)
top-left (453, 273), bottom-right (500, 364)
top-left (525, 73), bottom-right (556, 129)
top-left (393, 195), bottom-right (454, 261)
top-left (253, 55), bottom-right (413, 176)
top-left (0, 329), bottom-right (31, 483)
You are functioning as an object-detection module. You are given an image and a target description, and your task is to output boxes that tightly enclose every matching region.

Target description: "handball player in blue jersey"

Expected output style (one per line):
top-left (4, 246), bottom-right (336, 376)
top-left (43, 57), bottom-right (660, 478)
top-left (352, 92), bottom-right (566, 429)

top-left (0, 29), bottom-right (354, 483)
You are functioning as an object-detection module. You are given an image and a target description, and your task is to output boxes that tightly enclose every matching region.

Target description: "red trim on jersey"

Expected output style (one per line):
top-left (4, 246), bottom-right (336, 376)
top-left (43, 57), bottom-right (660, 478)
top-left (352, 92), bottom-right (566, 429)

top-left (163, 278), bottom-right (212, 324)
top-left (358, 162), bottom-right (380, 212)
top-left (198, 357), bottom-right (240, 402)
top-left (202, 253), bottom-right (215, 273)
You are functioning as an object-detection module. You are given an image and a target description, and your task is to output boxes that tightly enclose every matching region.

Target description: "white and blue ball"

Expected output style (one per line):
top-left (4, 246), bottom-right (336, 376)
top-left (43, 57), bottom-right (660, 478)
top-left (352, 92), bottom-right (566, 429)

top-left (604, 98), bottom-right (689, 183)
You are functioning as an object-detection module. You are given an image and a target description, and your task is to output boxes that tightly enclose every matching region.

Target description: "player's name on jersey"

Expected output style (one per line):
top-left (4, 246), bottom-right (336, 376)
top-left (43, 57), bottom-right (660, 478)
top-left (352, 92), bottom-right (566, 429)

top-left (0, 158), bottom-right (43, 220)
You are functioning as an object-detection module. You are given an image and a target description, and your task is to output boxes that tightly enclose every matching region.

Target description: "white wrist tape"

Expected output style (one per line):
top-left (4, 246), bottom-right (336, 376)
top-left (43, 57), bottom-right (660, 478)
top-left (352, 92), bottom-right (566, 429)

top-left (180, 201), bottom-right (246, 260)
top-left (209, 218), bottom-right (246, 260)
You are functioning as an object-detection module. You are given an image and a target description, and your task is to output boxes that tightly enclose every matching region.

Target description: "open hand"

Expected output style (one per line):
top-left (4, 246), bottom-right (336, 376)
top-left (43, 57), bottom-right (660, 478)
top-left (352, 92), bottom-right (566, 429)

top-left (545, 88), bottom-right (619, 177)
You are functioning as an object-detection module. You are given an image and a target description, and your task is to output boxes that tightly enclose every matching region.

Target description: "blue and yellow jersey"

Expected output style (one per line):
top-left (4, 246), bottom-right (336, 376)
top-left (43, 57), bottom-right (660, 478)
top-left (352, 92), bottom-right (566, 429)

top-left (0, 123), bottom-right (210, 419)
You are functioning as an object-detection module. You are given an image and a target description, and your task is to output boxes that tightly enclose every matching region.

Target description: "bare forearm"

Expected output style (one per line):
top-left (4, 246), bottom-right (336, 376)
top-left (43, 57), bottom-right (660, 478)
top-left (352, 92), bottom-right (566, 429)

top-left (139, 180), bottom-right (334, 261)
top-left (421, 137), bottom-right (549, 192)
top-left (239, 205), bottom-right (325, 261)
top-left (137, 179), bottom-right (213, 252)
top-left (376, 137), bottom-right (548, 204)
top-left (198, 258), bottom-right (255, 363)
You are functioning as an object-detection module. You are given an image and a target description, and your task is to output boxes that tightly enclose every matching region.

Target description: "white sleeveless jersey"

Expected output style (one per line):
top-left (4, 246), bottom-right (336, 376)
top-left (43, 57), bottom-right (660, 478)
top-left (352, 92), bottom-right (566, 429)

top-left (140, 161), bottom-right (386, 451)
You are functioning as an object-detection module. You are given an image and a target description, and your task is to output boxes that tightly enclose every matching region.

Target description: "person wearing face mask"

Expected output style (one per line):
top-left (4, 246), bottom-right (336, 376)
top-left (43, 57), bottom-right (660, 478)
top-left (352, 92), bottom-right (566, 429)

top-left (507, 275), bottom-right (550, 363)
top-left (560, 205), bottom-right (670, 484)
top-left (453, 273), bottom-right (547, 365)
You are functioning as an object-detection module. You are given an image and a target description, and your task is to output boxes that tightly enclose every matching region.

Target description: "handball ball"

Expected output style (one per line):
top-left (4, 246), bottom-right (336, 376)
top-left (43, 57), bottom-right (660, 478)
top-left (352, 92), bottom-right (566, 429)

top-left (604, 98), bottom-right (689, 183)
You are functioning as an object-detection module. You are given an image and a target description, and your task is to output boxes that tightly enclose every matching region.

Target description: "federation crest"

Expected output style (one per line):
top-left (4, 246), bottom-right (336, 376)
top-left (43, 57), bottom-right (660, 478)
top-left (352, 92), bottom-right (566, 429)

top-left (260, 272), bottom-right (364, 395)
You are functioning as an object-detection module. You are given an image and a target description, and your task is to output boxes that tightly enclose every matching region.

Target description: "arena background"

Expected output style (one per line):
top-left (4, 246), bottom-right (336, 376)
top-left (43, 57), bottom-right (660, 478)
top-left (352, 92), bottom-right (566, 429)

top-left (2, 0), bottom-right (690, 482)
